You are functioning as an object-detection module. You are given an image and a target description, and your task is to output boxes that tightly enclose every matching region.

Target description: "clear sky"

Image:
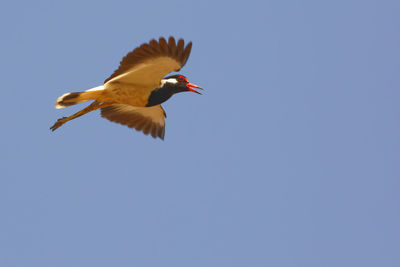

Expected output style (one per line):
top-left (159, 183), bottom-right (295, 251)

top-left (1, 0), bottom-right (399, 266)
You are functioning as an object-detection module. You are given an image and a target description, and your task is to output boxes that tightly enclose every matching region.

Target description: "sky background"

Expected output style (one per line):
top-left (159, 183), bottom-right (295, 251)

top-left (1, 0), bottom-right (399, 266)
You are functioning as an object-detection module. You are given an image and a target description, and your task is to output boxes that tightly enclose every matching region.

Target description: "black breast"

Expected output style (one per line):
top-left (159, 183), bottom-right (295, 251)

top-left (146, 86), bottom-right (174, 107)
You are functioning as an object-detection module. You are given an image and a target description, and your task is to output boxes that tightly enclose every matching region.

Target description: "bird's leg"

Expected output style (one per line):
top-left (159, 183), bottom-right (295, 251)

top-left (50, 101), bottom-right (114, 131)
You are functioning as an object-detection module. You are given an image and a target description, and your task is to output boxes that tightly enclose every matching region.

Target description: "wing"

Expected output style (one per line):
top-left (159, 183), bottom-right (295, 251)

top-left (100, 104), bottom-right (166, 139)
top-left (104, 37), bottom-right (192, 87)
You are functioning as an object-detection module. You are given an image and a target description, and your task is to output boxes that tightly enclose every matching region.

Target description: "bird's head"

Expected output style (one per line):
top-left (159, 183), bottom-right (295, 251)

top-left (161, 75), bottom-right (203, 95)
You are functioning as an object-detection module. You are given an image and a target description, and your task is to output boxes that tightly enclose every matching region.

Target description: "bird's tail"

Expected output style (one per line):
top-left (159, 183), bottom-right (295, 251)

top-left (55, 85), bottom-right (105, 109)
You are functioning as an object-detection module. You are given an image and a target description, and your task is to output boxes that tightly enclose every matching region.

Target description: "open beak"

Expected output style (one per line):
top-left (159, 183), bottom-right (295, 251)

top-left (186, 83), bottom-right (203, 95)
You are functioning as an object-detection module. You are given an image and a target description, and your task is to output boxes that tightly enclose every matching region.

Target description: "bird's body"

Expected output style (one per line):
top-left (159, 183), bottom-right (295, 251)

top-left (104, 83), bottom-right (153, 107)
top-left (50, 37), bottom-right (202, 139)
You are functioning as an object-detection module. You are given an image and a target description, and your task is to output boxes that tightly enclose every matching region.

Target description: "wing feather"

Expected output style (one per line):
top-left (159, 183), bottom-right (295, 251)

top-left (182, 42), bottom-right (192, 66)
top-left (104, 37), bottom-right (192, 86)
top-left (159, 38), bottom-right (169, 54)
top-left (168, 37), bottom-right (177, 55)
top-left (100, 104), bottom-right (166, 139)
top-left (176, 39), bottom-right (184, 57)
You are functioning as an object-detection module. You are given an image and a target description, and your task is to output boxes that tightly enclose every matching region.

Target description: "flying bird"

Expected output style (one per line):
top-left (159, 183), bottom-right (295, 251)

top-left (50, 37), bottom-right (202, 140)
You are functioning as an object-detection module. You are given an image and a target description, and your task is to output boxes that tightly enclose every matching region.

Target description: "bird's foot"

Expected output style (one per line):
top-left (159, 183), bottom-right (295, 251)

top-left (50, 117), bottom-right (68, 131)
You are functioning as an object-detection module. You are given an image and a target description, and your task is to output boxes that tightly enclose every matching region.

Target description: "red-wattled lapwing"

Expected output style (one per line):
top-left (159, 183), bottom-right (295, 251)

top-left (50, 37), bottom-right (202, 140)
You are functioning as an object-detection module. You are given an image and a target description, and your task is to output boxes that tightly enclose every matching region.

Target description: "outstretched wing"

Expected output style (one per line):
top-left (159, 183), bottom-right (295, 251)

top-left (104, 37), bottom-right (192, 87)
top-left (100, 104), bottom-right (166, 139)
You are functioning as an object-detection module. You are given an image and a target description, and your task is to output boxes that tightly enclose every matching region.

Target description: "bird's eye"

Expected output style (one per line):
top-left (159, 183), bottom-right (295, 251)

top-left (178, 76), bottom-right (188, 82)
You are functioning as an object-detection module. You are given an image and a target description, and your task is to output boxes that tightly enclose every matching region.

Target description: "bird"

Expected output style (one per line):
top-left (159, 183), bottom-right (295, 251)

top-left (50, 37), bottom-right (202, 140)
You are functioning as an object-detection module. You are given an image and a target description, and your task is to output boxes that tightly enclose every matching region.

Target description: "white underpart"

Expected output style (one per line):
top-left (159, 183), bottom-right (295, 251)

top-left (86, 85), bottom-right (105, 92)
top-left (160, 78), bottom-right (178, 87)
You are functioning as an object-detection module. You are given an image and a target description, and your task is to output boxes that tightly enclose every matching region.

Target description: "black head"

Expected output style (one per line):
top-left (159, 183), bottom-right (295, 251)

top-left (146, 75), bottom-right (203, 107)
top-left (162, 75), bottom-right (203, 95)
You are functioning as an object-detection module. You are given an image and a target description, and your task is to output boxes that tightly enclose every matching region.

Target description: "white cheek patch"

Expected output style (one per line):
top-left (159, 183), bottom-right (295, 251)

top-left (160, 78), bottom-right (178, 87)
top-left (166, 78), bottom-right (178, 84)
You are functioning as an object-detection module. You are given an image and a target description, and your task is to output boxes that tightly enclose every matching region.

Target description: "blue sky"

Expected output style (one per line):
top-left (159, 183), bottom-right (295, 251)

top-left (1, 0), bottom-right (399, 266)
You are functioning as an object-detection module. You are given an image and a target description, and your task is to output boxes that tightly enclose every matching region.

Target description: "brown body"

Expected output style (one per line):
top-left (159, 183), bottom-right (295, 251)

top-left (50, 37), bottom-right (198, 140)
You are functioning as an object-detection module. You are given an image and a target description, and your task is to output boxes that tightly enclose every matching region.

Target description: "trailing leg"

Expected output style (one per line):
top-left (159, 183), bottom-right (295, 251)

top-left (50, 101), bottom-right (113, 131)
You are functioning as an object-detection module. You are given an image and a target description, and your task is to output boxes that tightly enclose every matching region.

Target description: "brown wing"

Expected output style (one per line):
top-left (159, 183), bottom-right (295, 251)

top-left (104, 37), bottom-right (192, 86)
top-left (100, 104), bottom-right (166, 139)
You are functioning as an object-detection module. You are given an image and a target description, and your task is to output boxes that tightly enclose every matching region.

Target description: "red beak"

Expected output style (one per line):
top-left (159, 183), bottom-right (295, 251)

top-left (186, 83), bottom-right (203, 95)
